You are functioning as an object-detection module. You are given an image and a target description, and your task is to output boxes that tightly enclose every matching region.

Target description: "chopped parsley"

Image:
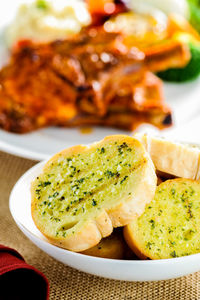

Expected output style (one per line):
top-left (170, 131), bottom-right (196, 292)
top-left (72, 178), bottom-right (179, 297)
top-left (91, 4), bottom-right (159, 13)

top-left (170, 251), bottom-right (177, 258)
top-left (146, 242), bottom-right (152, 250)
top-left (117, 142), bottom-right (132, 155)
top-left (104, 170), bottom-right (115, 178)
top-left (120, 175), bottom-right (128, 184)
top-left (76, 178), bottom-right (85, 184)
top-left (92, 199), bottom-right (97, 206)
top-left (53, 192), bottom-right (59, 198)
top-left (100, 147), bottom-right (105, 154)
top-left (171, 188), bottom-right (175, 195)
top-left (149, 219), bottom-right (155, 229)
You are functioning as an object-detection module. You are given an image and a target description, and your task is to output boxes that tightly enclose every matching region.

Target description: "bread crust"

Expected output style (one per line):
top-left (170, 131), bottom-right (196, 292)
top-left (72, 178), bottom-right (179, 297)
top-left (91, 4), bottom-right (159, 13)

top-left (134, 133), bottom-right (200, 179)
top-left (31, 135), bottom-right (157, 252)
top-left (123, 225), bottom-right (147, 260)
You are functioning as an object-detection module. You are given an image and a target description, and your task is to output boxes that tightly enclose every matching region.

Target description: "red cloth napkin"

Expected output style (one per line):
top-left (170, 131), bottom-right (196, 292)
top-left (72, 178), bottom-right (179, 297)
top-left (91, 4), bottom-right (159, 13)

top-left (0, 244), bottom-right (49, 300)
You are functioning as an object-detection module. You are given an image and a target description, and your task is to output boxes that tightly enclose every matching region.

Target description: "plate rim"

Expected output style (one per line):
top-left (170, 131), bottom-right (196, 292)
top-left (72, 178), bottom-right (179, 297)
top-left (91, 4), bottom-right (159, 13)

top-left (0, 132), bottom-right (51, 160)
top-left (0, 127), bottom-right (128, 161)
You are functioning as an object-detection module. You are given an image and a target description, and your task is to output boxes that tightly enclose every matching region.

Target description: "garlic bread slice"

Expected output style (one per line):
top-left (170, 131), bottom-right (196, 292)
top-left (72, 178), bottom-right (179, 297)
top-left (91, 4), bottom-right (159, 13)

top-left (31, 135), bottom-right (156, 252)
top-left (124, 178), bottom-right (200, 259)
top-left (81, 230), bottom-right (125, 259)
top-left (134, 133), bottom-right (200, 179)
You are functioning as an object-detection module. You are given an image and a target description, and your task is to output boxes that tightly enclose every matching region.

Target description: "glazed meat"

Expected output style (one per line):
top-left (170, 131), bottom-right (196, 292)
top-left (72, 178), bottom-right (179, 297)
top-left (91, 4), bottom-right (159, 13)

top-left (0, 28), bottom-right (172, 133)
top-left (144, 40), bottom-right (191, 72)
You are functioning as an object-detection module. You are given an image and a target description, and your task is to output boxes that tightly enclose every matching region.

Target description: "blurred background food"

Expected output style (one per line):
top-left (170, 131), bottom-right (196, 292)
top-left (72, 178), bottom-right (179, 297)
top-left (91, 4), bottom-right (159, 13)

top-left (129, 0), bottom-right (189, 18)
top-left (186, 0), bottom-right (200, 32)
top-left (0, 0), bottom-right (199, 135)
top-left (6, 0), bottom-right (91, 46)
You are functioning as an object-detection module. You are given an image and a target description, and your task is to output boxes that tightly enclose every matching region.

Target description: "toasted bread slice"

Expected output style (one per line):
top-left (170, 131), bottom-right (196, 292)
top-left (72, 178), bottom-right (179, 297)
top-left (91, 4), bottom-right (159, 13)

top-left (124, 178), bottom-right (200, 259)
top-left (81, 230), bottom-right (125, 259)
top-left (31, 135), bottom-right (156, 252)
top-left (134, 133), bottom-right (200, 180)
top-left (81, 229), bottom-right (136, 259)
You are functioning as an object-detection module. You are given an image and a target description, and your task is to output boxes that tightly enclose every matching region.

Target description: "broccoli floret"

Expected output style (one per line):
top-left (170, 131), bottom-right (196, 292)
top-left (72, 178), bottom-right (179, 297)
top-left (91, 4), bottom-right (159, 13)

top-left (157, 43), bottom-right (200, 82)
top-left (187, 0), bottom-right (200, 33)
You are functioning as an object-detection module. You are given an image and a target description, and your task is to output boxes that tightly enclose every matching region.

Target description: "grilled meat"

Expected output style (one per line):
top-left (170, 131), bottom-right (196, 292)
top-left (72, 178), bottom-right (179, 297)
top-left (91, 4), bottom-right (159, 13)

top-left (0, 28), bottom-right (172, 133)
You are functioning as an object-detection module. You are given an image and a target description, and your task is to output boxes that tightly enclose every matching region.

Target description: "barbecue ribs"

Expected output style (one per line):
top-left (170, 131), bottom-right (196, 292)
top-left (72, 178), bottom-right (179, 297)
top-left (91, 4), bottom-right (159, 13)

top-left (0, 28), bottom-right (175, 133)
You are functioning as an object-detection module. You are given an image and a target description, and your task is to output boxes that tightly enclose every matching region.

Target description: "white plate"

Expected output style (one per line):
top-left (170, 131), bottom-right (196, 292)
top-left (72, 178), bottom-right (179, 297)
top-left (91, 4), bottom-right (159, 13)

top-left (9, 161), bottom-right (200, 281)
top-left (1, 1), bottom-right (200, 161)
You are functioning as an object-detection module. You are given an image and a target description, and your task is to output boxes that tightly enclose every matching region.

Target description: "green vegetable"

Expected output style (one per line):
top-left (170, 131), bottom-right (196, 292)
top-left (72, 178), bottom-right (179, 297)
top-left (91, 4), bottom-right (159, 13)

top-left (187, 0), bottom-right (200, 32)
top-left (157, 42), bottom-right (200, 82)
top-left (36, 0), bottom-right (48, 10)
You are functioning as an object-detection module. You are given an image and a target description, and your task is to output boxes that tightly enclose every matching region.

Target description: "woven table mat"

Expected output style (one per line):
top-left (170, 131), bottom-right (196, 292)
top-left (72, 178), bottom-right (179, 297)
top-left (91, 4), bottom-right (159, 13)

top-left (0, 151), bottom-right (200, 300)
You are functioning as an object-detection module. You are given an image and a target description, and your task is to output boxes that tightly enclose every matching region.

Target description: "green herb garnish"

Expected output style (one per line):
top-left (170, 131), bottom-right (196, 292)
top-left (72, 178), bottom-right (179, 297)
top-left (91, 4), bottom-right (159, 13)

top-left (92, 199), bottom-right (97, 206)
top-left (100, 147), bottom-right (105, 154)
top-left (170, 251), bottom-right (177, 258)
top-left (120, 175), bottom-right (128, 184)
top-left (36, 0), bottom-right (48, 10)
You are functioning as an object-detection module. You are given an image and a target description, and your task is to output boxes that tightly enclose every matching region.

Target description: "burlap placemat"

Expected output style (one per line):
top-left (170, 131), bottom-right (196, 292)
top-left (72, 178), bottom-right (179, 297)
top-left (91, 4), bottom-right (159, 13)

top-left (0, 150), bottom-right (200, 300)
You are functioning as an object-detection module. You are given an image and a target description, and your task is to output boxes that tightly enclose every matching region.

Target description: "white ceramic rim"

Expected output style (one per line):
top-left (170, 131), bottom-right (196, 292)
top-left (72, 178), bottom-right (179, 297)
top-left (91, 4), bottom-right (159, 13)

top-left (0, 138), bottom-right (46, 161)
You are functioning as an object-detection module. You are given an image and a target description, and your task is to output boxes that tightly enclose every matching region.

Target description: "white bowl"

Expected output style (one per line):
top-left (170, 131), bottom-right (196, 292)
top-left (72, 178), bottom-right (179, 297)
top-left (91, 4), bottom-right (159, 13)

top-left (9, 162), bottom-right (200, 281)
